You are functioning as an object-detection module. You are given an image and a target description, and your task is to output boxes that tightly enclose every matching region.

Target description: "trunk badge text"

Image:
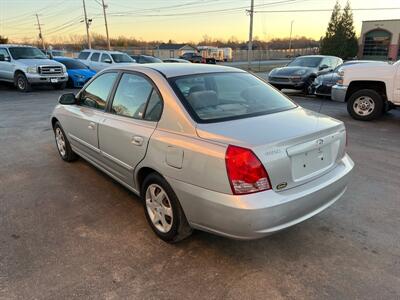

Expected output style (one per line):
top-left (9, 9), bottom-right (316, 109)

top-left (317, 139), bottom-right (324, 145)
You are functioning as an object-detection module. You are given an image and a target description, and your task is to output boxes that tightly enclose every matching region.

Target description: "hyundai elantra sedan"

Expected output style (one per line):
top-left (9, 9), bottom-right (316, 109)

top-left (51, 63), bottom-right (354, 242)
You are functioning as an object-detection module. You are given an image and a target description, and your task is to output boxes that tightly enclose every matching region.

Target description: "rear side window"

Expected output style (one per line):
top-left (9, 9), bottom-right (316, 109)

top-left (79, 72), bottom-right (118, 110)
top-left (171, 72), bottom-right (296, 123)
top-left (111, 73), bottom-right (155, 119)
top-left (90, 53), bottom-right (100, 61)
top-left (78, 52), bottom-right (90, 60)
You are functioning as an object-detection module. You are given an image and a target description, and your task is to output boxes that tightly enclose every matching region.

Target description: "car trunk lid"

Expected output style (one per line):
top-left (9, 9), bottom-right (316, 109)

top-left (196, 107), bottom-right (346, 191)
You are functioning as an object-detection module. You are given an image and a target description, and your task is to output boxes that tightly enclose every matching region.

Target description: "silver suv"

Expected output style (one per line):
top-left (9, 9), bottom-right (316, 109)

top-left (77, 49), bottom-right (136, 72)
top-left (0, 45), bottom-right (68, 92)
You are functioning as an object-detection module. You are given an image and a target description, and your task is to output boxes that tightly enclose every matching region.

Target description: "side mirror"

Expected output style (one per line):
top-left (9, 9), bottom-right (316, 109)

top-left (0, 54), bottom-right (9, 62)
top-left (104, 58), bottom-right (112, 64)
top-left (319, 64), bottom-right (329, 71)
top-left (59, 93), bottom-right (76, 105)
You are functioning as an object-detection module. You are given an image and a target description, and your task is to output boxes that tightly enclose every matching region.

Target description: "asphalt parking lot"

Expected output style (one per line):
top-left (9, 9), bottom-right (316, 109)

top-left (1, 85), bottom-right (399, 299)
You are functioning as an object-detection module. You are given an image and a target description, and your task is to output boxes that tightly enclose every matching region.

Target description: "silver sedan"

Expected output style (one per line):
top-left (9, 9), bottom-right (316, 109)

top-left (51, 63), bottom-right (354, 242)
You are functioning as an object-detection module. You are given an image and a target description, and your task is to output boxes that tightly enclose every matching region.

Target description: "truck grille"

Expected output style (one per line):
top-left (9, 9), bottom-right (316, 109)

top-left (38, 66), bottom-right (63, 75)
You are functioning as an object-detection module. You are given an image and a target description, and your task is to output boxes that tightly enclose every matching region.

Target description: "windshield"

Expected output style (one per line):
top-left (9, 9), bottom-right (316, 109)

top-left (171, 72), bottom-right (296, 123)
top-left (9, 47), bottom-right (47, 59)
top-left (51, 50), bottom-right (65, 56)
top-left (287, 57), bottom-right (322, 68)
top-left (111, 53), bottom-right (134, 63)
top-left (58, 59), bottom-right (89, 70)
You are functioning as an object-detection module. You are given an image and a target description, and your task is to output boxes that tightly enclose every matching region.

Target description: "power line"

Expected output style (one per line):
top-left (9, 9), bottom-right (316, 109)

top-left (255, 7), bottom-right (400, 13)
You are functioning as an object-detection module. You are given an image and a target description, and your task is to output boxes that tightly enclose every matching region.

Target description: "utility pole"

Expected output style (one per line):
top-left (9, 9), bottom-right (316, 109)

top-left (288, 20), bottom-right (294, 56)
top-left (247, 0), bottom-right (254, 70)
top-left (35, 14), bottom-right (45, 50)
top-left (82, 0), bottom-right (91, 49)
top-left (101, 0), bottom-right (111, 50)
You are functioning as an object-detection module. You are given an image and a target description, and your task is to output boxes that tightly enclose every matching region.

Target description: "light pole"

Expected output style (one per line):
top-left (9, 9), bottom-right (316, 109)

top-left (247, 0), bottom-right (254, 70)
top-left (288, 20), bottom-right (294, 56)
top-left (82, 0), bottom-right (91, 49)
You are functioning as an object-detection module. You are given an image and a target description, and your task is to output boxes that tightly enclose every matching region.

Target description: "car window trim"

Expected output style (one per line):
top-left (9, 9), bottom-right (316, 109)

top-left (90, 52), bottom-right (100, 62)
top-left (168, 71), bottom-right (298, 124)
top-left (77, 70), bottom-right (119, 111)
top-left (105, 70), bottom-right (164, 122)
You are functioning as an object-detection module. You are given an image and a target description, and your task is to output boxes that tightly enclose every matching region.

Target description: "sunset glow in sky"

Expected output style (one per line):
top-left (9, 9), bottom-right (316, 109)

top-left (1, 0), bottom-right (400, 43)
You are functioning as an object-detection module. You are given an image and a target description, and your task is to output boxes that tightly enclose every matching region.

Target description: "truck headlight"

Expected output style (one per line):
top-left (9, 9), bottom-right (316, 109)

top-left (336, 68), bottom-right (344, 85)
top-left (26, 66), bottom-right (38, 74)
top-left (61, 65), bottom-right (67, 73)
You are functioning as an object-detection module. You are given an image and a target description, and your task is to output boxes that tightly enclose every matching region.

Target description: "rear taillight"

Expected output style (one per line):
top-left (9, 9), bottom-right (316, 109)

top-left (225, 145), bottom-right (271, 195)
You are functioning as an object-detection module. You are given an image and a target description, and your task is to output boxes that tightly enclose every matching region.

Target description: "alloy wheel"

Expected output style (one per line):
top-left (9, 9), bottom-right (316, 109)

top-left (145, 184), bottom-right (173, 233)
top-left (55, 127), bottom-right (66, 157)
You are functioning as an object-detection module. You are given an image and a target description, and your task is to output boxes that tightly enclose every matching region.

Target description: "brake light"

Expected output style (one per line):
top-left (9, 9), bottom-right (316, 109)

top-left (225, 145), bottom-right (271, 195)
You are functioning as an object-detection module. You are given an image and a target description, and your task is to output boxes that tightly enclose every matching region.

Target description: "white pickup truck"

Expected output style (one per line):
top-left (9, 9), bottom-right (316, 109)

top-left (331, 61), bottom-right (400, 120)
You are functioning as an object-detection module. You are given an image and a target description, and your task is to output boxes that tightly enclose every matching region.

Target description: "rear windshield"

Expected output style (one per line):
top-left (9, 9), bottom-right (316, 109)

top-left (170, 72), bottom-right (296, 123)
top-left (111, 53), bottom-right (134, 63)
top-left (58, 59), bottom-right (89, 70)
top-left (78, 51), bottom-right (90, 60)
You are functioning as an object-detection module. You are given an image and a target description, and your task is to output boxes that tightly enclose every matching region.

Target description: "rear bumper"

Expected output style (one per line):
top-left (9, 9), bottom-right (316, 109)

top-left (168, 154), bottom-right (354, 240)
top-left (331, 85), bottom-right (348, 102)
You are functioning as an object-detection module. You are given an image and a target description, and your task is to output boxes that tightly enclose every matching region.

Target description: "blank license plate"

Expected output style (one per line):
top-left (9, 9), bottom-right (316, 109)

top-left (291, 145), bottom-right (332, 180)
top-left (50, 78), bottom-right (58, 83)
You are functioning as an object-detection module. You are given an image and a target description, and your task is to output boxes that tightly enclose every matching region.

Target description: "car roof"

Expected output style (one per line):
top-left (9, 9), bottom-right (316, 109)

top-left (110, 63), bottom-right (244, 78)
top-left (1, 44), bottom-right (37, 48)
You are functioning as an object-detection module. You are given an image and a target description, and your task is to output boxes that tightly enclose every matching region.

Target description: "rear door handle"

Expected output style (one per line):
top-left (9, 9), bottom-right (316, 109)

top-left (88, 122), bottom-right (96, 130)
top-left (131, 136), bottom-right (144, 146)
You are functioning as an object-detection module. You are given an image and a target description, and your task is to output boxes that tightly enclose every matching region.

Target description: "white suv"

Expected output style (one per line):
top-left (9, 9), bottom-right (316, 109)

top-left (77, 49), bottom-right (136, 72)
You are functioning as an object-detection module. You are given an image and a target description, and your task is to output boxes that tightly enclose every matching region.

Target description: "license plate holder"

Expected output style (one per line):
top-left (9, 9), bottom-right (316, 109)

top-left (291, 145), bottom-right (332, 180)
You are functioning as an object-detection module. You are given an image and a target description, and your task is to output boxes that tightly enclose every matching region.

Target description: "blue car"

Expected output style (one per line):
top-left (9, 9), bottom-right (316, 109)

top-left (54, 57), bottom-right (96, 88)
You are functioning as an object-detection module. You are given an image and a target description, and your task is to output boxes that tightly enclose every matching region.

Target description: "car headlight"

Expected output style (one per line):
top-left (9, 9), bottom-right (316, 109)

top-left (61, 65), bottom-right (67, 73)
top-left (314, 77), bottom-right (321, 84)
top-left (73, 74), bottom-right (85, 79)
top-left (26, 66), bottom-right (38, 74)
top-left (293, 69), bottom-right (306, 76)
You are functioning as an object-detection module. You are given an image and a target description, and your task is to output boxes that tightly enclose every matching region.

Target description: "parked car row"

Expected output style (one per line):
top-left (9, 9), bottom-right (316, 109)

top-left (267, 55), bottom-right (399, 121)
top-left (0, 44), bottom-right (193, 91)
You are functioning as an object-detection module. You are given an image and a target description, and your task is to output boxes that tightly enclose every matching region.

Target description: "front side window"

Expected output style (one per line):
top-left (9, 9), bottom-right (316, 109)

top-left (79, 72), bottom-right (118, 110)
top-left (111, 73), bottom-right (158, 119)
top-left (171, 72), bottom-right (296, 123)
top-left (0, 48), bottom-right (10, 60)
top-left (111, 53), bottom-right (134, 63)
top-left (90, 53), bottom-right (100, 61)
top-left (101, 54), bottom-right (112, 63)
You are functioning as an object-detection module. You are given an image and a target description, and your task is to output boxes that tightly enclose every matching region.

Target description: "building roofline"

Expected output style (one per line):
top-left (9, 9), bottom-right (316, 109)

top-left (362, 19), bottom-right (400, 23)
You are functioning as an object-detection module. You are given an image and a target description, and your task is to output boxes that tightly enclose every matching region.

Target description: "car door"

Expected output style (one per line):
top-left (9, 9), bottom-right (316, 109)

top-left (98, 72), bottom-right (163, 187)
top-left (63, 72), bottom-right (118, 162)
top-left (88, 52), bottom-right (101, 71)
top-left (0, 48), bottom-right (14, 81)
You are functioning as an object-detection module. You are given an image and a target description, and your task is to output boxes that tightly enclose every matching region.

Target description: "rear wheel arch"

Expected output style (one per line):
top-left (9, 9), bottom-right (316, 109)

top-left (136, 167), bottom-right (163, 196)
top-left (51, 117), bottom-right (59, 129)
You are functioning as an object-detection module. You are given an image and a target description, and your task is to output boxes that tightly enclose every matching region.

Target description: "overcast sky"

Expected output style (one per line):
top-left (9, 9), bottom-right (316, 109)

top-left (1, 0), bottom-right (400, 43)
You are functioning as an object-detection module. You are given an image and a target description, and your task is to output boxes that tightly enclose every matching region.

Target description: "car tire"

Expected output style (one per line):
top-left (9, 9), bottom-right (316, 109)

top-left (53, 121), bottom-right (78, 162)
top-left (303, 76), bottom-right (315, 95)
top-left (53, 82), bottom-right (66, 90)
top-left (347, 89), bottom-right (383, 121)
top-left (142, 173), bottom-right (192, 243)
top-left (15, 73), bottom-right (31, 92)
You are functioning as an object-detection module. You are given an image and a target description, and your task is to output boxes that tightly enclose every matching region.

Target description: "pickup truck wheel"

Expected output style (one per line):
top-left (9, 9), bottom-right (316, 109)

top-left (142, 173), bottom-right (192, 243)
top-left (15, 73), bottom-right (31, 92)
top-left (347, 89), bottom-right (383, 121)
